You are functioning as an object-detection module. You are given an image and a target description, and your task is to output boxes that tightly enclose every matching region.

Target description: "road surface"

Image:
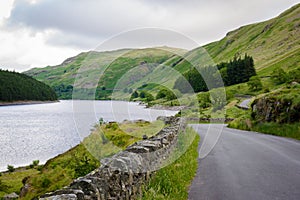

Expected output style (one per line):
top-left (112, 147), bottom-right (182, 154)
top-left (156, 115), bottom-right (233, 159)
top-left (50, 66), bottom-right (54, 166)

top-left (189, 124), bottom-right (300, 200)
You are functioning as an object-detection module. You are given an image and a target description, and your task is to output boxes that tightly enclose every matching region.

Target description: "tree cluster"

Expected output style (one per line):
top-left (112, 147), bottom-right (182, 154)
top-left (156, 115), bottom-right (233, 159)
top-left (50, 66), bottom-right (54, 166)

top-left (130, 90), bottom-right (154, 102)
top-left (53, 84), bottom-right (73, 99)
top-left (174, 54), bottom-right (256, 93)
top-left (0, 69), bottom-right (57, 102)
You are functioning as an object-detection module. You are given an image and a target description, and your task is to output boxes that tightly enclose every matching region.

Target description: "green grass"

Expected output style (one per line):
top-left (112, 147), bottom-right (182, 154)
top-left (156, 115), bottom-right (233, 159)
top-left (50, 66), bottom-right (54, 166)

top-left (142, 127), bottom-right (200, 200)
top-left (0, 168), bottom-right (39, 197)
top-left (229, 120), bottom-right (300, 140)
top-left (252, 122), bottom-right (300, 140)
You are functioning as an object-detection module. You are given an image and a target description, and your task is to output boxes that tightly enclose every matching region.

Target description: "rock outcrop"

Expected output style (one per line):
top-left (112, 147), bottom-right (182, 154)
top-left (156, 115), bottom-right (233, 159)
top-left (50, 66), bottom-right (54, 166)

top-left (251, 95), bottom-right (300, 123)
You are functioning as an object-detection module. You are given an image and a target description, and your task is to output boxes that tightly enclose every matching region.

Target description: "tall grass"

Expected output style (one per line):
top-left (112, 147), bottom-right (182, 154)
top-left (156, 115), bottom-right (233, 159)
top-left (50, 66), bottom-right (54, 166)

top-left (142, 127), bottom-right (200, 200)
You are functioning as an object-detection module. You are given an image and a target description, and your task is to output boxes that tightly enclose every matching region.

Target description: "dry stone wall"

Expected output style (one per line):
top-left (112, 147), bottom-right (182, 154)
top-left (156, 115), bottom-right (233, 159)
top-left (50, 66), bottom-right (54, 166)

top-left (40, 116), bottom-right (184, 200)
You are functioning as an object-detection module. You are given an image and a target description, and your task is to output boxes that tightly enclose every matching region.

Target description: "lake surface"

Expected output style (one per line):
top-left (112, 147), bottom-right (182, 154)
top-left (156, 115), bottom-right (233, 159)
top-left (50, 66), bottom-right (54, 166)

top-left (0, 100), bottom-right (177, 171)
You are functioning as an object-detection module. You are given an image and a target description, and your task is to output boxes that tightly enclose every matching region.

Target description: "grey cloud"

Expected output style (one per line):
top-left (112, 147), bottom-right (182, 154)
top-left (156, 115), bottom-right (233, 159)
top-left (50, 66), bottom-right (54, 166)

top-left (6, 0), bottom-right (300, 49)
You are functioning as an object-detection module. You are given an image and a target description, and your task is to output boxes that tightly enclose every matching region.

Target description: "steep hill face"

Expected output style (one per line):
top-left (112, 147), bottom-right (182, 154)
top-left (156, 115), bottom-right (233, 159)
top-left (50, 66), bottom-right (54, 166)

top-left (197, 3), bottom-right (300, 75)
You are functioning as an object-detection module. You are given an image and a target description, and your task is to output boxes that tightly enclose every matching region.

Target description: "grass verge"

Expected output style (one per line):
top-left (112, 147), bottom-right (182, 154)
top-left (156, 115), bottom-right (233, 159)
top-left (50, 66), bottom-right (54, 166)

top-left (142, 127), bottom-right (200, 200)
top-left (229, 119), bottom-right (300, 140)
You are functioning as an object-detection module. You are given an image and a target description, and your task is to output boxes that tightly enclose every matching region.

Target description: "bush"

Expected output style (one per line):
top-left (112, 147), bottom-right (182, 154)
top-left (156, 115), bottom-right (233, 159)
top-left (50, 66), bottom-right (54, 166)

top-left (7, 165), bottom-right (15, 172)
top-left (41, 177), bottom-right (51, 188)
top-left (140, 91), bottom-right (154, 102)
top-left (247, 76), bottom-right (262, 91)
top-left (130, 91), bottom-right (139, 100)
top-left (271, 68), bottom-right (288, 85)
top-left (32, 160), bottom-right (40, 166)
top-left (156, 89), bottom-right (177, 101)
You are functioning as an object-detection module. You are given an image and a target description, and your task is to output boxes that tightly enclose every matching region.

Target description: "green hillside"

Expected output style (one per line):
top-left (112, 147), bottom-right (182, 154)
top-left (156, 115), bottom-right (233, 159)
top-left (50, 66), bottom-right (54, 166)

top-left (204, 3), bottom-right (299, 74)
top-left (0, 69), bottom-right (57, 102)
top-left (25, 47), bottom-right (187, 99)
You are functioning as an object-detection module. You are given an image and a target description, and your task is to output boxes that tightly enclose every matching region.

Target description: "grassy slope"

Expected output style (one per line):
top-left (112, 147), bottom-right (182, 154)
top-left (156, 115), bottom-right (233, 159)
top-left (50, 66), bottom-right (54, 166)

top-left (203, 3), bottom-right (300, 74)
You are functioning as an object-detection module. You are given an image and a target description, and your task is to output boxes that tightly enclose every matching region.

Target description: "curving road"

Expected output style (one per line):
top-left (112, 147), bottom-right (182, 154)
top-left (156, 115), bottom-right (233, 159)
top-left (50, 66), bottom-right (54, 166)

top-left (189, 124), bottom-right (300, 200)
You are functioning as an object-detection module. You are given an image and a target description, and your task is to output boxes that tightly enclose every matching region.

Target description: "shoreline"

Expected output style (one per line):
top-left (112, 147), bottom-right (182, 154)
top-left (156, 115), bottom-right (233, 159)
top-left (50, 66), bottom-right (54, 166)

top-left (0, 100), bottom-right (59, 106)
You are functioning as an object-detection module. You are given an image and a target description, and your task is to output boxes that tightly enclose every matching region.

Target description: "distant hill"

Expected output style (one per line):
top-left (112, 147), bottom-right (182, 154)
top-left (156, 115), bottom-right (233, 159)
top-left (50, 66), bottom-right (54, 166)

top-left (25, 47), bottom-right (186, 99)
top-left (0, 69), bottom-right (57, 102)
top-left (24, 4), bottom-right (300, 99)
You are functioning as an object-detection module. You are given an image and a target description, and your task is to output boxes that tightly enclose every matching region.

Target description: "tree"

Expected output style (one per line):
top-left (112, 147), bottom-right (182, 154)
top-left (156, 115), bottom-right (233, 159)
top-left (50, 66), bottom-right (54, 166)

top-left (130, 91), bottom-right (139, 100)
top-left (156, 89), bottom-right (177, 100)
top-left (145, 93), bottom-right (154, 102)
top-left (7, 165), bottom-right (15, 172)
top-left (174, 54), bottom-right (256, 93)
top-left (140, 91), bottom-right (146, 98)
top-left (247, 76), bottom-right (262, 91)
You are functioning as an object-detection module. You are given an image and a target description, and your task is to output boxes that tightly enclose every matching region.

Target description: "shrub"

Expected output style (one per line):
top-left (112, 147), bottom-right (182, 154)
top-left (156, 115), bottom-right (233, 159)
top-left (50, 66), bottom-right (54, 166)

top-left (41, 177), bottom-right (51, 188)
top-left (7, 165), bottom-right (15, 172)
top-left (271, 68), bottom-right (288, 85)
top-left (247, 76), bottom-right (262, 91)
top-left (32, 160), bottom-right (40, 166)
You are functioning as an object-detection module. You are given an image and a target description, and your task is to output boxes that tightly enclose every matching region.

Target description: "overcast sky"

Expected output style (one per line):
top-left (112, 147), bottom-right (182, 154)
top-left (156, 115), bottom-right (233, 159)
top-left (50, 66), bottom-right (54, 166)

top-left (0, 0), bottom-right (298, 72)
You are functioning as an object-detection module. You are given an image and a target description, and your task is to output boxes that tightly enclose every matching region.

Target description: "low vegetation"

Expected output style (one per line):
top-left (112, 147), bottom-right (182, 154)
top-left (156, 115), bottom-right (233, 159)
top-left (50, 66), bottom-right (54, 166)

top-left (229, 85), bottom-right (300, 140)
top-left (142, 127), bottom-right (199, 200)
top-left (0, 168), bottom-right (39, 198)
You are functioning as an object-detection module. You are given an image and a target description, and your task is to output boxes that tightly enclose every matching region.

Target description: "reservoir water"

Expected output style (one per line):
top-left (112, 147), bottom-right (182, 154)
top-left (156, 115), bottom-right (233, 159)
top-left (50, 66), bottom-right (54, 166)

top-left (0, 100), bottom-right (177, 171)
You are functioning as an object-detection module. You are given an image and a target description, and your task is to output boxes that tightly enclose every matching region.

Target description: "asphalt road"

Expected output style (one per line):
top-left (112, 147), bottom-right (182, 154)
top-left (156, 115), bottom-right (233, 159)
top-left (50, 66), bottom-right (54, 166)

top-left (189, 124), bottom-right (300, 200)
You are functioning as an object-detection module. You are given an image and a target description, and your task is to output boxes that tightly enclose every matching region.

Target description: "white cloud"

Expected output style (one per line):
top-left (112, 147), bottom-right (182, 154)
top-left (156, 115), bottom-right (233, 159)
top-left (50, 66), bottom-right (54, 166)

top-left (0, 27), bottom-right (79, 71)
top-left (0, 0), bottom-right (14, 22)
top-left (0, 0), bottom-right (299, 71)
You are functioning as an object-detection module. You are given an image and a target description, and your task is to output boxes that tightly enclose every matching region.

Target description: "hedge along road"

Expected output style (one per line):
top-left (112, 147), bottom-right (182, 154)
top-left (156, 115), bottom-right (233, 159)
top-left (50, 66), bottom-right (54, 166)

top-left (189, 124), bottom-right (300, 200)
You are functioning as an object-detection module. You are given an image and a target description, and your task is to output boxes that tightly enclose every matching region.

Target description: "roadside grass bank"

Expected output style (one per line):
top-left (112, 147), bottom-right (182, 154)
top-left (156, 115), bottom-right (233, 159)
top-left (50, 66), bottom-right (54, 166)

top-left (142, 127), bottom-right (200, 200)
top-left (229, 120), bottom-right (300, 140)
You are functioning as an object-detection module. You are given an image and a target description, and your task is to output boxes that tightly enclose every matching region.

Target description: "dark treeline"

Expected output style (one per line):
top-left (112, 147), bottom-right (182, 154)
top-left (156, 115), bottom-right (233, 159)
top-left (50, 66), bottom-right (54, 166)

top-left (53, 84), bottom-right (73, 99)
top-left (0, 69), bottom-right (57, 102)
top-left (174, 54), bottom-right (256, 93)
